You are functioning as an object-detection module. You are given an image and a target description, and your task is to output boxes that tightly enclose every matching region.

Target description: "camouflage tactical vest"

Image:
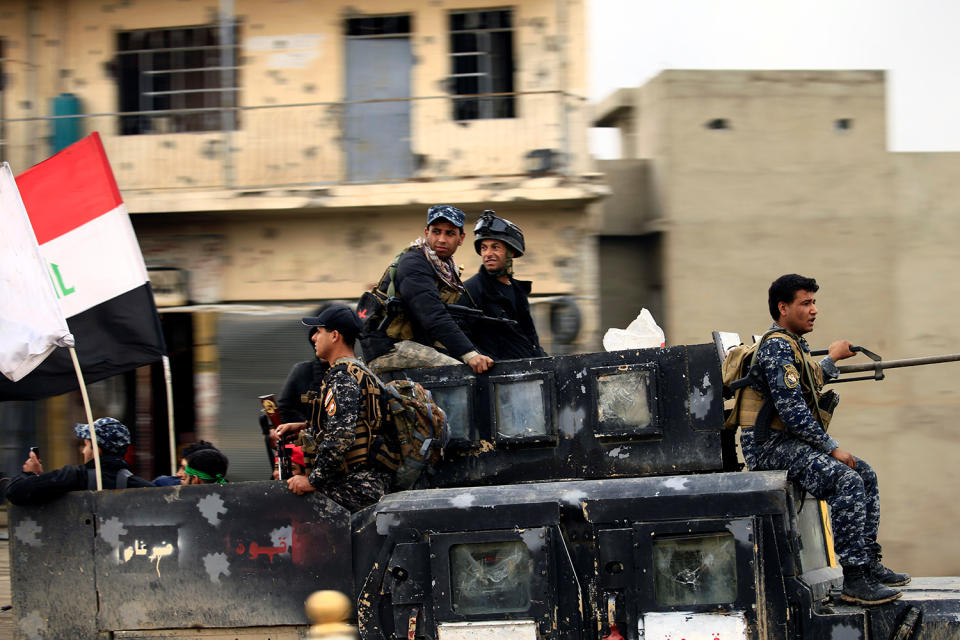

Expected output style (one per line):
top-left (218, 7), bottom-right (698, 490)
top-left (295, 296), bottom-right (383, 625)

top-left (300, 358), bottom-right (401, 474)
top-left (368, 246), bottom-right (463, 345)
top-left (727, 329), bottom-right (833, 432)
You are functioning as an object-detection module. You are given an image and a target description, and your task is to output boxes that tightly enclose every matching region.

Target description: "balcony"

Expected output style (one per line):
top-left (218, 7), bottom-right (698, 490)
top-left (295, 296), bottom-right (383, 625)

top-left (1, 91), bottom-right (587, 194)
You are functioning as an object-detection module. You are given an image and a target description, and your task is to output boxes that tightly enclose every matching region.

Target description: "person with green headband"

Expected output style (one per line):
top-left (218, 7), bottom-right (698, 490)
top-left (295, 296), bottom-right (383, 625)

top-left (182, 449), bottom-right (229, 485)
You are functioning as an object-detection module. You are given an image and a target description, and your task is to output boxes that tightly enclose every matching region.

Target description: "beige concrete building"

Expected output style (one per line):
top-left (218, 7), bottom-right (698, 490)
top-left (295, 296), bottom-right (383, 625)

top-left (0, 0), bottom-right (605, 479)
top-left (594, 69), bottom-right (960, 577)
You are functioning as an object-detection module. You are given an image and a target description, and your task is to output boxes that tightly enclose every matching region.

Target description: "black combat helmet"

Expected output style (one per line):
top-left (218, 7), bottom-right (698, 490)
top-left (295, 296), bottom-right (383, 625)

top-left (473, 210), bottom-right (525, 257)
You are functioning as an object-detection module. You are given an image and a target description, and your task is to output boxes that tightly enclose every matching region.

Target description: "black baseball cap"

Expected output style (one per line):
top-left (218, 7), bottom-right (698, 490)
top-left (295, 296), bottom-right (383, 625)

top-left (301, 305), bottom-right (362, 339)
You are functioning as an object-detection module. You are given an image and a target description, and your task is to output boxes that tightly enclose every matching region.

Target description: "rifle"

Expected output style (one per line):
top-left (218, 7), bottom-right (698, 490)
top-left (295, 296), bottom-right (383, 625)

top-left (375, 296), bottom-right (518, 332)
top-left (446, 303), bottom-right (519, 327)
top-left (259, 394), bottom-right (292, 480)
top-left (810, 346), bottom-right (960, 384)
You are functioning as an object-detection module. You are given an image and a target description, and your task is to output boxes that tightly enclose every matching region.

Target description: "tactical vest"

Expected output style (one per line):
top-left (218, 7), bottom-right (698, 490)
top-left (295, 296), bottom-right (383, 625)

top-left (302, 357), bottom-right (400, 474)
top-left (734, 329), bottom-right (833, 432)
top-left (369, 247), bottom-right (463, 345)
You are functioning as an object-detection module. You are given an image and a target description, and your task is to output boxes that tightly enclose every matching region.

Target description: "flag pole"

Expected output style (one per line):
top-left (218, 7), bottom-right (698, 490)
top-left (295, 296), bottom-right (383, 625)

top-left (69, 346), bottom-right (102, 490)
top-left (163, 355), bottom-right (177, 475)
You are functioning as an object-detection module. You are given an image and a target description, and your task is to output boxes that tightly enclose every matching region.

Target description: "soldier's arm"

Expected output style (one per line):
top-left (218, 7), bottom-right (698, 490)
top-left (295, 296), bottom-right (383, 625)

top-left (308, 370), bottom-right (361, 490)
top-left (757, 338), bottom-right (839, 454)
top-left (816, 340), bottom-right (855, 380)
top-left (396, 253), bottom-right (478, 361)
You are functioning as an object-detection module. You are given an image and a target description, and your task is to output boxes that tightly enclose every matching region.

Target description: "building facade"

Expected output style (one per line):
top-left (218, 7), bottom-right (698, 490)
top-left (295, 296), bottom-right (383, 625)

top-left (593, 69), bottom-right (960, 577)
top-left (0, 0), bottom-right (605, 481)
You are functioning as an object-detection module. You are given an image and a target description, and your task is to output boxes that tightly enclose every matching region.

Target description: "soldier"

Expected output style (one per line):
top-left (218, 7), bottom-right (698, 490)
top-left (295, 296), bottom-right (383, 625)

top-left (277, 305), bottom-right (399, 512)
top-left (739, 274), bottom-right (908, 606)
top-left (360, 205), bottom-right (494, 374)
top-left (461, 211), bottom-right (546, 360)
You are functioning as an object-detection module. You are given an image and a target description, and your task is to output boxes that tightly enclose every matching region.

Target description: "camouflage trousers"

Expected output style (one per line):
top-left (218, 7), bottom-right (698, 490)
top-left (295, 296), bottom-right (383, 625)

top-left (741, 430), bottom-right (881, 566)
top-left (318, 468), bottom-right (392, 513)
top-left (366, 340), bottom-right (461, 373)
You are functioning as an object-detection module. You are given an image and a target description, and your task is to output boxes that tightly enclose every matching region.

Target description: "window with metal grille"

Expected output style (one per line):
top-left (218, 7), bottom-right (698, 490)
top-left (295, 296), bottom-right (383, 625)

top-left (449, 9), bottom-right (515, 120)
top-left (115, 24), bottom-right (240, 135)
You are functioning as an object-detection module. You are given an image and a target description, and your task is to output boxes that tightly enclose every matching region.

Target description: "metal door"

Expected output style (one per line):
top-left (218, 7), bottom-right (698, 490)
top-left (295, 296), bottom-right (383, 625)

top-left (345, 36), bottom-right (413, 182)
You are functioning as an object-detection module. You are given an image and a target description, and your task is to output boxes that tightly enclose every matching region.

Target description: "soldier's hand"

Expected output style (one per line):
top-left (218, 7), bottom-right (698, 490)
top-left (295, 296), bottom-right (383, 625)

top-left (828, 340), bottom-right (856, 362)
top-left (287, 474), bottom-right (316, 495)
top-left (830, 447), bottom-right (857, 469)
top-left (276, 422), bottom-right (306, 440)
top-left (468, 354), bottom-right (494, 374)
top-left (22, 451), bottom-right (42, 474)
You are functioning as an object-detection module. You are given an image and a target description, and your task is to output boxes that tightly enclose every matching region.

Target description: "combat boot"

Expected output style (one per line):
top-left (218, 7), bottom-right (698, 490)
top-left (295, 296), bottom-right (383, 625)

top-left (841, 564), bottom-right (902, 606)
top-left (868, 555), bottom-right (911, 586)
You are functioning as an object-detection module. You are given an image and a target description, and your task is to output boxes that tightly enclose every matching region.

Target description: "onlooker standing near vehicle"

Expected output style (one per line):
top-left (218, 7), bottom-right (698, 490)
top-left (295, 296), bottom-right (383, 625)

top-left (5, 417), bottom-right (153, 505)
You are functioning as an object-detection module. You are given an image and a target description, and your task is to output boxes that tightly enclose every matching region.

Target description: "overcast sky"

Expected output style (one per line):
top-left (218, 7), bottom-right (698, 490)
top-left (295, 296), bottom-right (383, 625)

top-left (588, 0), bottom-right (960, 155)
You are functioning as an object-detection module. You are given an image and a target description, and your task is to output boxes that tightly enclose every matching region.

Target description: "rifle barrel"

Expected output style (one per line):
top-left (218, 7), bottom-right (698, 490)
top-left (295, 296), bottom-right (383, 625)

top-left (836, 353), bottom-right (960, 374)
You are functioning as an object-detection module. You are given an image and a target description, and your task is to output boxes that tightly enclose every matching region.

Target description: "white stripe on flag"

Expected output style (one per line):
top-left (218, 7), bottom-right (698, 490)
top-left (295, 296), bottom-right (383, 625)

top-left (39, 203), bottom-right (150, 318)
top-left (0, 162), bottom-right (75, 381)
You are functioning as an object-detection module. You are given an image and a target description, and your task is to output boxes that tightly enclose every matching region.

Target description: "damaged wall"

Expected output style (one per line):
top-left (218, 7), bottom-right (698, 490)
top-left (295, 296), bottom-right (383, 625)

top-left (0, 0), bottom-right (590, 186)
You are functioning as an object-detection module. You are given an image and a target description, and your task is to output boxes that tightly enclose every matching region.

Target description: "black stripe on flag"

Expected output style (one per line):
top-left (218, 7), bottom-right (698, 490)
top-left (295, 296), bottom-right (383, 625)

top-left (0, 283), bottom-right (167, 401)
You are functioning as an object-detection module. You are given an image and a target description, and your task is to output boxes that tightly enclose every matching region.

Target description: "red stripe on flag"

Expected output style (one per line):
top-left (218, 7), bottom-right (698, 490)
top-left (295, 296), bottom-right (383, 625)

top-left (16, 133), bottom-right (124, 245)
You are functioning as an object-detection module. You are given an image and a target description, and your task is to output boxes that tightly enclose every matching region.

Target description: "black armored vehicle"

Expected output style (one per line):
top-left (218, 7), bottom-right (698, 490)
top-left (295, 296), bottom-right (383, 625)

top-left (8, 343), bottom-right (960, 639)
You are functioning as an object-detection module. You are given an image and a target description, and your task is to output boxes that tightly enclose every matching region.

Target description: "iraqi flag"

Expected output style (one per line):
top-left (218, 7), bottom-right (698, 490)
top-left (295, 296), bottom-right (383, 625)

top-left (0, 133), bottom-right (166, 401)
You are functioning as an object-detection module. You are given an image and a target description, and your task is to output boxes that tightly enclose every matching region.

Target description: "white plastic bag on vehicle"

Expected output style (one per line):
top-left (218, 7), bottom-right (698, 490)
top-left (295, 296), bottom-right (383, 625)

top-left (602, 308), bottom-right (666, 351)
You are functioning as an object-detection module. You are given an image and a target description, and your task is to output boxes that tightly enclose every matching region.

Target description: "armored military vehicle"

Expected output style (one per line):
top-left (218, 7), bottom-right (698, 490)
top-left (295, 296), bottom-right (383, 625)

top-left (8, 343), bottom-right (960, 639)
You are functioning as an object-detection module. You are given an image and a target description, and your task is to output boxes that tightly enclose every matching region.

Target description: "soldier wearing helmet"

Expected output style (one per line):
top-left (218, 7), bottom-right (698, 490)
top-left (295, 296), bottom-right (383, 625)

top-left (460, 211), bottom-right (546, 360)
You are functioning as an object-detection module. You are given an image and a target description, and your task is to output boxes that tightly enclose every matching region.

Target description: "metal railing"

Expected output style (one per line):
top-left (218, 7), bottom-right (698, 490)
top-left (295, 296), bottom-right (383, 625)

top-left (0, 91), bottom-right (585, 192)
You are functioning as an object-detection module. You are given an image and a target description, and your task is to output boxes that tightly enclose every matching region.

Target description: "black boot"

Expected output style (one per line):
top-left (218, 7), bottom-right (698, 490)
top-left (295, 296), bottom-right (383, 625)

top-left (868, 555), bottom-right (911, 586)
top-left (841, 564), bottom-right (902, 606)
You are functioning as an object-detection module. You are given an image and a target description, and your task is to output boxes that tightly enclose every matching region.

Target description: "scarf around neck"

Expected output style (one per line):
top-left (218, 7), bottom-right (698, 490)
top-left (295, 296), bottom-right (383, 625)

top-left (413, 237), bottom-right (464, 293)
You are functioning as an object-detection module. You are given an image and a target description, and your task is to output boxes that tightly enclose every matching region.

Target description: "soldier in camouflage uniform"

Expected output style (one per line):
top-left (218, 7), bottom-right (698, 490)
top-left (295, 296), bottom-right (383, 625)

top-left (739, 274), bottom-right (909, 606)
top-left (277, 305), bottom-right (397, 512)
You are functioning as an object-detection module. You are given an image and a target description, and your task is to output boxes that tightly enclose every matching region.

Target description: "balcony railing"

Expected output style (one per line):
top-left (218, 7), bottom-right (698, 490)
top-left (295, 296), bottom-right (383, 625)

top-left (0, 91), bottom-right (585, 192)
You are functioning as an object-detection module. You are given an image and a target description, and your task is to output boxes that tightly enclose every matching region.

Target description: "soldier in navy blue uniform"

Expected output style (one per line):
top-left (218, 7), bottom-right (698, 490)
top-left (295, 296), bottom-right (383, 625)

top-left (739, 274), bottom-right (909, 606)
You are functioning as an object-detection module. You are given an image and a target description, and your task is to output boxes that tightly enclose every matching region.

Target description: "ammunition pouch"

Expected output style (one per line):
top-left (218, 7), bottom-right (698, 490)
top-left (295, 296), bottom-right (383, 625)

top-left (296, 430), bottom-right (318, 472)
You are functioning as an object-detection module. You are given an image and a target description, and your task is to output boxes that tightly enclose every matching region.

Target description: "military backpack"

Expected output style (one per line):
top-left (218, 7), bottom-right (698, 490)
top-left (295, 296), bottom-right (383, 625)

top-left (321, 358), bottom-right (448, 490)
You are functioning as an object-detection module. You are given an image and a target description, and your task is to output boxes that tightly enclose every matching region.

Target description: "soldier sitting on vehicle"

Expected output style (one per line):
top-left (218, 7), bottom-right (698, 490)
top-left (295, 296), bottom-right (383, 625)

top-left (359, 205), bottom-right (494, 375)
top-left (277, 305), bottom-right (400, 512)
top-left (461, 211), bottom-right (547, 360)
top-left (5, 417), bottom-right (154, 505)
top-left (181, 448), bottom-right (230, 485)
top-left (737, 274), bottom-right (909, 606)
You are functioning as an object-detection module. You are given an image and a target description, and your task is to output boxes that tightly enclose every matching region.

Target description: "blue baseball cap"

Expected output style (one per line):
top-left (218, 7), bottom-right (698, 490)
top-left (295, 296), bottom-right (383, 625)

top-left (74, 417), bottom-right (131, 455)
top-left (427, 205), bottom-right (465, 230)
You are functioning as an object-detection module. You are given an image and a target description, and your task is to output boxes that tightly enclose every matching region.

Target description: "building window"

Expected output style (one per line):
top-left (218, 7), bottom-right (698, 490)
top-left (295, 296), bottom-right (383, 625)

top-left (116, 24), bottom-right (240, 135)
top-left (449, 9), bottom-right (515, 120)
top-left (346, 15), bottom-right (411, 37)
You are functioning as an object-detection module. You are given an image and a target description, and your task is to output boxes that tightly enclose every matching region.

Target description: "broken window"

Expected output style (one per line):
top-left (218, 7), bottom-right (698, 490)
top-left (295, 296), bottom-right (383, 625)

top-left (450, 540), bottom-right (531, 614)
top-left (116, 23), bottom-right (240, 135)
top-left (596, 369), bottom-right (654, 434)
top-left (494, 378), bottom-right (548, 439)
top-left (449, 9), bottom-right (515, 120)
top-left (653, 533), bottom-right (737, 606)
